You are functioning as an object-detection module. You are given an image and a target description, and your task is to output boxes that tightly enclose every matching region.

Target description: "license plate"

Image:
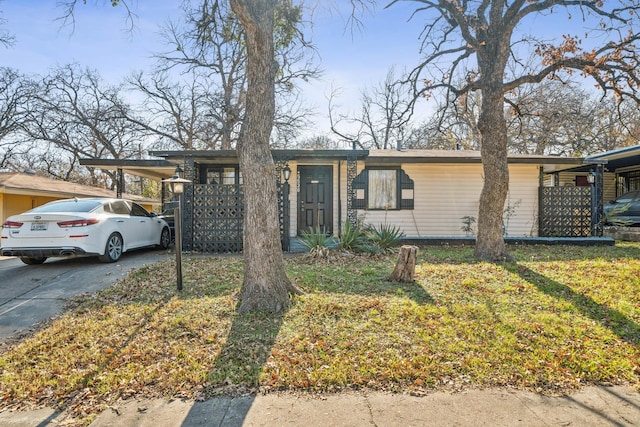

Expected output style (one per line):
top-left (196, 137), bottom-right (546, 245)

top-left (30, 222), bottom-right (48, 231)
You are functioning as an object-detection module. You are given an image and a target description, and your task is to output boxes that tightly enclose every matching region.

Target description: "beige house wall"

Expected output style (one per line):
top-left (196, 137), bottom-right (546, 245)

top-left (356, 163), bottom-right (539, 238)
top-left (0, 192), bottom-right (157, 225)
top-left (556, 171), bottom-right (617, 202)
top-left (332, 162), bottom-right (542, 238)
top-left (0, 194), bottom-right (60, 225)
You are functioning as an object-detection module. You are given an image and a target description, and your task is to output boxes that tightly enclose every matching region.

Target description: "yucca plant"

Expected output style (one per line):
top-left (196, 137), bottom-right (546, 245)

top-left (338, 219), bottom-right (368, 252)
top-left (300, 226), bottom-right (335, 257)
top-left (365, 223), bottom-right (404, 253)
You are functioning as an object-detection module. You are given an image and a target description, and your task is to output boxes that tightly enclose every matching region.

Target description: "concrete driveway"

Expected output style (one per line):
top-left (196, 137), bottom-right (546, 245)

top-left (0, 250), bottom-right (171, 343)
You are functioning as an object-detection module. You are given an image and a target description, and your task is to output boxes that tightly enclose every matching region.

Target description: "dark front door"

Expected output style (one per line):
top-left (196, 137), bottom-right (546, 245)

top-left (297, 166), bottom-right (333, 235)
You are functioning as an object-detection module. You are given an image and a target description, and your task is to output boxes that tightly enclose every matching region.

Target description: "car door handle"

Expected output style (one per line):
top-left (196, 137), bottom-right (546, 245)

top-left (116, 220), bottom-right (125, 223)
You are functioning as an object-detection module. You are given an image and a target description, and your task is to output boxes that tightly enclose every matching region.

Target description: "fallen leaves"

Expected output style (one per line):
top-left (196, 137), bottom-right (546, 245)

top-left (0, 245), bottom-right (638, 426)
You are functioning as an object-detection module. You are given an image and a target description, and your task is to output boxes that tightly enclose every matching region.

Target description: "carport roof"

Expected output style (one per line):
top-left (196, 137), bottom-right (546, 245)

top-left (585, 145), bottom-right (640, 172)
top-left (79, 158), bottom-right (178, 181)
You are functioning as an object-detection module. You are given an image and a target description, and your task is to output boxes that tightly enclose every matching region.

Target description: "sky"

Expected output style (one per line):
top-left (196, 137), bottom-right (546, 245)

top-left (0, 1), bottom-right (600, 144)
top-left (0, 1), bottom-right (429, 140)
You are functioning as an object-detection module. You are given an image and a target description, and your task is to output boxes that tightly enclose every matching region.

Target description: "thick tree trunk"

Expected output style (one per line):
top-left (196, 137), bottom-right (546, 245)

top-left (475, 85), bottom-right (509, 261)
top-left (231, 0), bottom-right (301, 313)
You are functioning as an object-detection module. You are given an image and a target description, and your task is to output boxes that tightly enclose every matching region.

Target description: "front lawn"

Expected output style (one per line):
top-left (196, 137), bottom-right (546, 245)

top-left (0, 243), bottom-right (638, 425)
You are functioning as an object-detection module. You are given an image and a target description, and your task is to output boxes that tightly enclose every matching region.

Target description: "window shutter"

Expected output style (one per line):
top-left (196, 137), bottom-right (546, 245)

top-left (399, 169), bottom-right (414, 210)
top-left (352, 169), bottom-right (368, 209)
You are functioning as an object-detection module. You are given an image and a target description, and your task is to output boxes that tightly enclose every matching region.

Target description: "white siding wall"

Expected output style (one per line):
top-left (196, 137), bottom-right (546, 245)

top-left (336, 162), bottom-right (541, 238)
top-left (286, 161), bottom-right (620, 239)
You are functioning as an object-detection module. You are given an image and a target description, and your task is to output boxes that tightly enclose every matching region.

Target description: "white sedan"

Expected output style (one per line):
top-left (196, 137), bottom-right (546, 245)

top-left (1, 198), bottom-right (171, 265)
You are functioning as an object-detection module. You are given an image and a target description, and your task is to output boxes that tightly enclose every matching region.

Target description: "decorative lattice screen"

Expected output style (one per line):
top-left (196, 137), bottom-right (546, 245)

top-left (539, 186), bottom-right (592, 237)
top-left (192, 184), bottom-right (244, 252)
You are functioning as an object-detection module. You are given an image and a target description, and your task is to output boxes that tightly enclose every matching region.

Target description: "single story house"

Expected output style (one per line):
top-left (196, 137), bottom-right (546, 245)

top-left (83, 148), bottom-right (606, 252)
top-left (0, 171), bottom-right (160, 225)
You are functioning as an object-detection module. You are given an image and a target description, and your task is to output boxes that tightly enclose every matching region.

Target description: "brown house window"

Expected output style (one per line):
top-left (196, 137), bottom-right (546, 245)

top-left (352, 168), bottom-right (414, 210)
top-left (200, 165), bottom-right (242, 185)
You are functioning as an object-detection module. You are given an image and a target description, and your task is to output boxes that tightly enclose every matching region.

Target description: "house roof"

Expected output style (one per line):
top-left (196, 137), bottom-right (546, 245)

top-left (367, 149), bottom-right (581, 163)
top-left (81, 149), bottom-right (586, 180)
top-left (0, 172), bottom-right (155, 204)
top-left (365, 149), bottom-right (584, 172)
top-left (147, 149), bottom-right (371, 163)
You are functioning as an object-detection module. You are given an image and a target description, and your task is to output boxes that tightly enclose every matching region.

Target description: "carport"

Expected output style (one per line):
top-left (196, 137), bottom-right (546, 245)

top-left (585, 145), bottom-right (640, 197)
top-left (80, 158), bottom-right (179, 206)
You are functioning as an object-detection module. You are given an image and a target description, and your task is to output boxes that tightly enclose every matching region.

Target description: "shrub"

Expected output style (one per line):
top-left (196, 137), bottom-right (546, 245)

top-left (300, 226), bottom-right (335, 257)
top-left (365, 223), bottom-right (404, 252)
top-left (338, 220), bottom-right (368, 252)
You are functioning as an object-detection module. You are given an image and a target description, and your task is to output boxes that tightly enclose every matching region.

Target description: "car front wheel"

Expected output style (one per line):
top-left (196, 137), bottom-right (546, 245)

top-left (20, 257), bottom-right (47, 265)
top-left (158, 227), bottom-right (171, 249)
top-left (98, 233), bottom-right (123, 263)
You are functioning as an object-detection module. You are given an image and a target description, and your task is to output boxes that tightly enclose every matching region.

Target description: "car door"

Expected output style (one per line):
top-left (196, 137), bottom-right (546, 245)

top-left (130, 202), bottom-right (156, 247)
top-left (627, 191), bottom-right (640, 224)
top-left (109, 200), bottom-right (142, 249)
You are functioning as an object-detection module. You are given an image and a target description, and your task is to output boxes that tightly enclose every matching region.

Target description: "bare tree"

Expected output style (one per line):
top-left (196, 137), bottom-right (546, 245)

top-left (56, 0), bottom-right (136, 34)
top-left (0, 68), bottom-right (30, 169)
top-left (394, 0), bottom-right (640, 260)
top-left (126, 70), bottom-right (223, 150)
top-left (405, 88), bottom-right (483, 150)
top-left (0, 9), bottom-right (15, 48)
top-left (155, 0), bottom-right (316, 150)
top-left (21, 64), bottom-right (147, 187)
top-left (329, 67), bottom-right (415, 149)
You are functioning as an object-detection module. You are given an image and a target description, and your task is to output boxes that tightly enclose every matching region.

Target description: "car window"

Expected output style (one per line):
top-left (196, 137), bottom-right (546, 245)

top-left (131, 203), bottom-right (150, 217)
top-left (111, 201), bottom-right (131, 215)
top-left (30, 199), bottom-right (102, 213)
top-left (616, 191), bottom-right (640, 204)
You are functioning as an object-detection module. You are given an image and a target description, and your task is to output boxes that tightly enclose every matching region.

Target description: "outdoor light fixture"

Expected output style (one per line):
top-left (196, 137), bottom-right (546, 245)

top-left (162, 165), bottom-right (191, 291)
top-left (587, 172), bottom-right (596, 184)
top-left (167, 165), bottom-right (189, 195)
top-left (283, 163), bottom-right (291, 183)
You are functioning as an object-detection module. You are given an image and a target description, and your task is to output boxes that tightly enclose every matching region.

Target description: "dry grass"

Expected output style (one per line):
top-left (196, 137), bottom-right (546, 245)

top-left (0, 244), bottom-right (639, 425)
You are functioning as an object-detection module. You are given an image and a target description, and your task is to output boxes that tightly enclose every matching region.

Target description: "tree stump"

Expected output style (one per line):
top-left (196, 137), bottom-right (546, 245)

top-left (389, 245), bottom-right (418, 282)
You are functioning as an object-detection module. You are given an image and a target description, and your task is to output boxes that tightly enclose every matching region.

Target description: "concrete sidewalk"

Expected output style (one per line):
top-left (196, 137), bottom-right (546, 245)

top-left (1, 385), bottom-right (638, 426)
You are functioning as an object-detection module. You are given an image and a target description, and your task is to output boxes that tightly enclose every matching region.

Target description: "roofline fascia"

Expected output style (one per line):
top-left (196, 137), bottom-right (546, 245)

top-left (148, 149), bottom-right (370, 161)
top-left (364, 156), bottom-right (585, 165)
top-left (585, 144), bottom-right (640, 161)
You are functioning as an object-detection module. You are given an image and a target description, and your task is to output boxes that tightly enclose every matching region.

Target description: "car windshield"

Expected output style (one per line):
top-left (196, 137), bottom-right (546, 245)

top-left (615, 192), bottom-right (638, 203)
top-left (29, 199), bottom-right (103, 213)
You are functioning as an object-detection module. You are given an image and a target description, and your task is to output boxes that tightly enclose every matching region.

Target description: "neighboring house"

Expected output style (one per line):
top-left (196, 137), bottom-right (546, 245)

top-left (83, 149), bottom-right (598, 252)
top-left (0, 171), bottom-right (160, 225)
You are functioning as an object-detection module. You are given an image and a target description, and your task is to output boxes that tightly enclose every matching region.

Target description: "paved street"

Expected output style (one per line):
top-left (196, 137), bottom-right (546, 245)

top-left (0, 250), bottom-right (170, 342)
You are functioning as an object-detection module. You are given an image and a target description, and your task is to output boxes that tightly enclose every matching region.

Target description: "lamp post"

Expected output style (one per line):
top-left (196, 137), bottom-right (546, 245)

top-left (282, 163), bottom-right (291, 251)
top-left (588, 170), bottom-right (597, 235)
top-left (162, 166), bottom-right (191, 291)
